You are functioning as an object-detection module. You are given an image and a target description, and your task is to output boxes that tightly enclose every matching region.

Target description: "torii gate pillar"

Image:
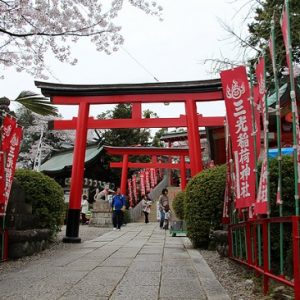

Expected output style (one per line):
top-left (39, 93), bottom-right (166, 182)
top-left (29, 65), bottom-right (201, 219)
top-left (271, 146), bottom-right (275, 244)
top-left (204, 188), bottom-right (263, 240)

top-left (63, 102), bottom-right (90, 243)
top-left (185, 99), bottom-right (202, 176)
top-left (120, 154), bottom-right (129, 195)
top-left (180, 155), bottom-right (187, 190)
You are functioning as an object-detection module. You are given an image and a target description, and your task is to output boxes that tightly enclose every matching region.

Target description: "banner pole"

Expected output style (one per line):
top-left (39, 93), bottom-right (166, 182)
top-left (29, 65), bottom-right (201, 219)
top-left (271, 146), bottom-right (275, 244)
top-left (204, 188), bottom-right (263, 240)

top-left (261, 54), bottom-right (272, 269)
top-left (271, 17), bottom-right (284, 275)
top-left (285, 0), bottom-right (299, 216)
top-left (249, 70), bottom-right (259, 192)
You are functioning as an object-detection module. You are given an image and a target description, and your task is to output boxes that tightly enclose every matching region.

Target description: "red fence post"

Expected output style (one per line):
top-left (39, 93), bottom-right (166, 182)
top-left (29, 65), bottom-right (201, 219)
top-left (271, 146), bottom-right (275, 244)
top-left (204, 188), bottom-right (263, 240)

top-left (263, 220), bottom-right (269, 295)
top-left (228, 225), bottom-right (233, 257)
top-left (246, 221), bottom-right (252, 265)
top-left (3, 229), bottom-right (8, 260)
top-left (253, 223), bottom-right (258, 267)
top-left (292, 216), bottom-right (300, 299)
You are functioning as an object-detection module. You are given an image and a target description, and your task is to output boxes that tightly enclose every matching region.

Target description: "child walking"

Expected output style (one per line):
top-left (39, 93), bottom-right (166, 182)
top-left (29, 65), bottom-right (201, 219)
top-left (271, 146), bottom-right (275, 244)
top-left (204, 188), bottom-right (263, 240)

top-left (163, 204), bottom-right (171, 230)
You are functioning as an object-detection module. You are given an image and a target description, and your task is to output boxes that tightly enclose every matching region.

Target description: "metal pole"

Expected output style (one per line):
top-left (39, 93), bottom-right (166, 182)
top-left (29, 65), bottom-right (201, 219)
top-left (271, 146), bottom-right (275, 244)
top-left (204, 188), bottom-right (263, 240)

top-left (263, 221), bottom-right (270, 295)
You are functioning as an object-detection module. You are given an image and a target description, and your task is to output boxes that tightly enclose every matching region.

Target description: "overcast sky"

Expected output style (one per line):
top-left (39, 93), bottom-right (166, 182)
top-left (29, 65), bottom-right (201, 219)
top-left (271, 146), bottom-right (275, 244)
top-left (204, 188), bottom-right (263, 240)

top-left (1, 0), bottom-right (254, 122)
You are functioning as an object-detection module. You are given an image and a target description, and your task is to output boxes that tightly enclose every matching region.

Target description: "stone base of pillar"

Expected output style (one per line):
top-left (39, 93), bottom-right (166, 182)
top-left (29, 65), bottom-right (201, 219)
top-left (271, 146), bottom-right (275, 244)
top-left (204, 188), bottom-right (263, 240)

top-left (89, 201), bottom-right (113, 227)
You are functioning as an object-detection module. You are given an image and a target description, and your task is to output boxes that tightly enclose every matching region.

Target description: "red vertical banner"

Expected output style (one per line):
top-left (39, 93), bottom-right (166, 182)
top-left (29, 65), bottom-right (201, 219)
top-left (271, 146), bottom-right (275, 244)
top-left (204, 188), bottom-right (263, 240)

top-left (127, 179), bottom-right (133, 207)
top-left (150, 168), bottom-right (155, 188)
top-left (3, 126), bottom-right (23, 210)
top-left (154, 169), bottom-right (158, 186)
top-left (140, 171), bottom-right (146, 196)
top-left (158, 160), bottom-right (163, 179)
top-left (132, 175), bottom-right (137, 203)
top-left (145, 169), bottom-right (150, 192)
top-left (220, 66), bottom-right (256, 209)
top-left (253, 84), bottom-right (261, 158)
top-left (281, 1), bottom-right (300, 196)
top-left (280, 4), bottom-right (291, 70)
top-left (254, 57), bottom-right (268, 215)
top-left (0, 152), bottom-right (5, 215)
top-left (1, 115), bottom-right (17, 152)
top-left (255, 157), bottom-right (268, 214)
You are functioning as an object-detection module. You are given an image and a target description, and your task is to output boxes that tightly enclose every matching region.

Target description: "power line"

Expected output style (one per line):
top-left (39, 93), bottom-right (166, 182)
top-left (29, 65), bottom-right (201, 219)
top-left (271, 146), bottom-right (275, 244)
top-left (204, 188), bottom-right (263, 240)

top-left (121, 46), bottom-right (159, 82)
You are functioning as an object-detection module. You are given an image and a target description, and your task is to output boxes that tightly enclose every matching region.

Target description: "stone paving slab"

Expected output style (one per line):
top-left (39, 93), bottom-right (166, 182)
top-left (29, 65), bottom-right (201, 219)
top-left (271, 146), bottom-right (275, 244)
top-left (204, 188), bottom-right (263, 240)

top-left (0, 223), bottom-right (230, 300)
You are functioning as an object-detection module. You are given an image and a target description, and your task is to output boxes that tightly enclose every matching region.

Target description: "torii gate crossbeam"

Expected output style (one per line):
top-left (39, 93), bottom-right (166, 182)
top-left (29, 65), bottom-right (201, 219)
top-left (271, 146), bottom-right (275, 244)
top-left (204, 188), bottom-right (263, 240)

top-left (105, 146), bottom-right (190, 192)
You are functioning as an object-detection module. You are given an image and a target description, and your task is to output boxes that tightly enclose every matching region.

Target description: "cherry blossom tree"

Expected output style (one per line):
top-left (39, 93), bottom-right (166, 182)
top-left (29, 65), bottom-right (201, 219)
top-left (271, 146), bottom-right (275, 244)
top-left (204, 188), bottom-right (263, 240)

top-left (0, 0), bottom-right (162, 78)
top-left (15, 107), bottom-right (94, 168)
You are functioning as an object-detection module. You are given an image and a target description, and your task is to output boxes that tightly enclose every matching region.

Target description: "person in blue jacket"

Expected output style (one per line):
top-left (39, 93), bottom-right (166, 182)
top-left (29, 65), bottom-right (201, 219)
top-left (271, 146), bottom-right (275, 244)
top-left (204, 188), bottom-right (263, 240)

top-left (111, 187), bottom-right (126, 231)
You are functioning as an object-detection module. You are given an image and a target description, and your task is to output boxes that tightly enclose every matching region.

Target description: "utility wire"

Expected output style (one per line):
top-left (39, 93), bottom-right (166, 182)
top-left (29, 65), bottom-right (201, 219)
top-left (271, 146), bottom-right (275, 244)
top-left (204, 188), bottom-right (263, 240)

top-left (121, 46), bottom-right (159, 82)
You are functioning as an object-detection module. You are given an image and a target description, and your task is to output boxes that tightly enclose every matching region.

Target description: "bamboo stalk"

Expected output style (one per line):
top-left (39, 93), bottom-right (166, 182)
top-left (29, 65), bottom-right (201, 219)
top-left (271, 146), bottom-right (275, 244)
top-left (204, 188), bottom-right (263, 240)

top-left (271, 17), bottom-right (284, 276)
top-left (285, 0), bottom-right (299, 216)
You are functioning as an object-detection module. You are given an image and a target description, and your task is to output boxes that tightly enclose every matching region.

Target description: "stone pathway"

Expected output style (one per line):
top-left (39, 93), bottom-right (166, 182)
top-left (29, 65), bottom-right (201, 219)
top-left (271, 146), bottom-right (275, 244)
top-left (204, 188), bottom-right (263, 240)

top-left (0, 223), bottom-right (230, 299)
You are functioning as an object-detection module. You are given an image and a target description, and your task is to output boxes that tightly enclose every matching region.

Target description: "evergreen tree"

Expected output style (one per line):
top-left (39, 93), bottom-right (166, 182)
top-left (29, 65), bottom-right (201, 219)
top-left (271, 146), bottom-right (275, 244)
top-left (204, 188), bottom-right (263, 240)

top-left (97, 104), bottom-right (152, 147)
top-left (247, 0), bottom-right (300, 67)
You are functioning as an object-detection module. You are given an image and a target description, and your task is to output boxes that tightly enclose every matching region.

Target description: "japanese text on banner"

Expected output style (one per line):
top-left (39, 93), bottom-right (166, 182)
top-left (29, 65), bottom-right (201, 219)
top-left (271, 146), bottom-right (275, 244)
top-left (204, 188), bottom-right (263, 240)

top-left (221, 66), bottom-right (256, 209)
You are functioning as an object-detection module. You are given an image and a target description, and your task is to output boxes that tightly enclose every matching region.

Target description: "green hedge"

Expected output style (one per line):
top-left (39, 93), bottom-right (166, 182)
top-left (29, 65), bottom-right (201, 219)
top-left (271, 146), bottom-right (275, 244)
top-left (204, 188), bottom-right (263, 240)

top-left (172, 191), bottom-right (185, 220)
top-left (15, 169), bottom-right (65, 233)
top-left (268, 156), bottom-right (294, 216)
top-left (185, 165), bottom-right (226, 248)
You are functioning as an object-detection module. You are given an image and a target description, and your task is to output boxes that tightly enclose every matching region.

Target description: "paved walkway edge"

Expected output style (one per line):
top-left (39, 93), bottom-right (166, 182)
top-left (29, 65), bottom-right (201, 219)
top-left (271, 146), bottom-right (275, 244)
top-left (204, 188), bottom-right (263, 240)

top-left (183, 238), bottom-right (231, 300)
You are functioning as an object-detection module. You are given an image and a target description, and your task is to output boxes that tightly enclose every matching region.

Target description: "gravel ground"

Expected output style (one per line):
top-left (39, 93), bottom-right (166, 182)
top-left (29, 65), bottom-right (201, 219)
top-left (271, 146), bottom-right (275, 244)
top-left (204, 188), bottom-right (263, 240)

top-left (0, 225), bottom-right (110, 275)
top-left (200, 250), bottom-right (270, 300)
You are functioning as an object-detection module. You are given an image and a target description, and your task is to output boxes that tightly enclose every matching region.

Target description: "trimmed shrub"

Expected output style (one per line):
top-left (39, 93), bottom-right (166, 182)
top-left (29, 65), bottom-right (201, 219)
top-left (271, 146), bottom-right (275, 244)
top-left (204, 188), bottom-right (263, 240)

top-left (172, 191), bottom-right (185, 220)
top-left (185, 165), bottom-right (226, 248)
top-left (14, 169), bottom-right (65, 233)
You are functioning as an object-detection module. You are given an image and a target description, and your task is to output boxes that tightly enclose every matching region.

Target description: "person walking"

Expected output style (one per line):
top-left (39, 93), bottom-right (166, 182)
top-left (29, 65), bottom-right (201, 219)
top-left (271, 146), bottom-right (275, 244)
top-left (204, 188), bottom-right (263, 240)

top-left (163, 204), bottom-right (171, 230)
top-left (81, 194), bottom-right (89, 225)
top-left (111, 187), bottom-right (126, 231)
top-left (141, 194), bottom-right (152, 224)
top-left (158, 188), bottom-right (169, 229)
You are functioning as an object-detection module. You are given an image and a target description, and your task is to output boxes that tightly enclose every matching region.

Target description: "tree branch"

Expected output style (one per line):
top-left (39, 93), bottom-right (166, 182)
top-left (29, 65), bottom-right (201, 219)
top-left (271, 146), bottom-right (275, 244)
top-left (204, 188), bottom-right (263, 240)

top-left (218, 18), bottom-right (261, 53)
top-left (0, 27), bottom-right (110, 38)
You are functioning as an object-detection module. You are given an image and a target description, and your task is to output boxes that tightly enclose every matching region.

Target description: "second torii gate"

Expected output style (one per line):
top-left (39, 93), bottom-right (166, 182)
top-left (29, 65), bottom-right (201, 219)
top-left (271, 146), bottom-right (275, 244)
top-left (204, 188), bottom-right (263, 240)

top-left (35, 79), bottom-right (225, 243)
top-left (104, 146), bottom-right (190, 191)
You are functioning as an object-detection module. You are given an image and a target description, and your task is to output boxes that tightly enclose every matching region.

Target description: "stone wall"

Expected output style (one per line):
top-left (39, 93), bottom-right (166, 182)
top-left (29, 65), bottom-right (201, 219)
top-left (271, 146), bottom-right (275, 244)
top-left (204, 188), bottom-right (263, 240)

top-left (5, 180), bottom-right (53, 259)
top-left (89, 201), bottom-right (112, 227)
top-left (8, 229), bottom-right (52, 259)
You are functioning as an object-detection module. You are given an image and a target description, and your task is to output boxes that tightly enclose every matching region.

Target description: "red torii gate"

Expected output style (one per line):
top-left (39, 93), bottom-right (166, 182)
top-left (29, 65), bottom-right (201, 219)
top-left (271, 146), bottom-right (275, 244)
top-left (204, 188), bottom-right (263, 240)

top-left (104, 146), bottom-right (190, 192)
top-left (35, 79), bottom-right (224, 243)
